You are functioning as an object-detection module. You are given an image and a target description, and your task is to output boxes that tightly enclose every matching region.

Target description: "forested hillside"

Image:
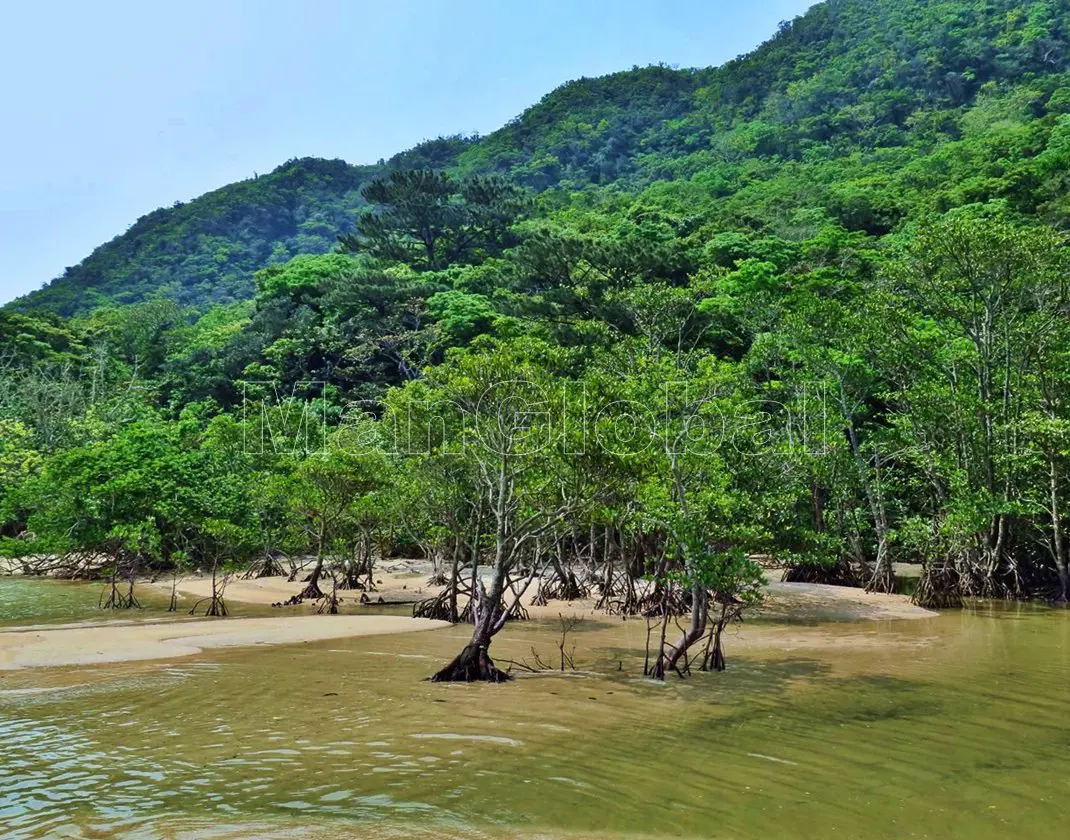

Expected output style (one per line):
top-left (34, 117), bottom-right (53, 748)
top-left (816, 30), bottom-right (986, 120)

top-left (11, 0), bottom-right (1069, 315)
top-left (11, 158), bottom-right (379, 314)
top-left (5, 0), bottom-right (1070, 681)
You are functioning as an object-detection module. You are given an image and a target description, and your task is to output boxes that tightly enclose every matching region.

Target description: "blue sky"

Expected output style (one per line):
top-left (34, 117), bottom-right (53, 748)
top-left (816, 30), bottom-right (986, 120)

top-left (0, 0), bottom-right (815, 305)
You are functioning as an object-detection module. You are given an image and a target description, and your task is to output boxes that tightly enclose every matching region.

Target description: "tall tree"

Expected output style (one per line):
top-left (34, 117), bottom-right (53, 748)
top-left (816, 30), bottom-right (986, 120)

top-left (340, 170), bottom-right (527, 270)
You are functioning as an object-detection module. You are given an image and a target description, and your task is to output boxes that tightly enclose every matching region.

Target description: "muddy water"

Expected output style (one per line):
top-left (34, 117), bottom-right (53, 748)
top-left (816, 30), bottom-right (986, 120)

top-left (0, 587), bottom-right (1068, 839)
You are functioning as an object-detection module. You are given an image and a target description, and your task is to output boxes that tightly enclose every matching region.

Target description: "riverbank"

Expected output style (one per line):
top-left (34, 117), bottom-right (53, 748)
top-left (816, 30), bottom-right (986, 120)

top-left (162, 561), bottom-right (937, 622)
top-left (159, 564), bottom-right (434, 607)
top-left (0, 560), bottom-right (934, 672)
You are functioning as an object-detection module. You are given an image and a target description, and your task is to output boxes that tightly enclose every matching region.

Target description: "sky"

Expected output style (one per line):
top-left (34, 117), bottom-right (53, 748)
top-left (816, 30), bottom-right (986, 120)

top-left (0, 0), bottom-right (816, 305)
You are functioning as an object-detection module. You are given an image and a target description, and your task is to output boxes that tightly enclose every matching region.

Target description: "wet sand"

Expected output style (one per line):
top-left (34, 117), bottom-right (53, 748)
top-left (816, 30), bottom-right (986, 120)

top-left (0, 615), bottom-right (448, 670)
top-left (762, 581), bottom-right (937, 620)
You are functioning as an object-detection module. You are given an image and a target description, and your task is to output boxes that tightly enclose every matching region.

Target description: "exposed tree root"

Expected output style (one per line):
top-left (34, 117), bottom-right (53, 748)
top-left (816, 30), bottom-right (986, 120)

top-left (189, 594), bottom-right (229, 616)
top-left (297, 580), bottom-right (326, 599)
top-left (279, 591), bottom-right (311, 607)
top-left (412, 560), bottom-right (473, 622)
top-left (413, 587), bottom-right (463, 621)
top-left (100, 580), bottom-right (140, 610)
top-left (865, 559), bottom-right (897, 594)
top-left (316, 576), bottom-right (341, 614)
top-left (99, 555), bottom-right (141, 610)
top-left (503, 598), bottom-right (530, 622)
top-left (189, 569), bottom-right (230, 617)
top-left (699, 602), bottom-right (744, 672)
top-left (638, 586), bottom-right (690, 618)
top-left (296, 559), bottom-right (327, 601)
top-left (913, 561), bottom-right (964, 609)
top-left (430, 643), bottom-right (511, 683)
top-left (338, 557), bottom-right (375, 591)
top-left (426, 570), bottom-right (449, 587)
top-left (532, 566), bottom-right (589, 605)
top-left (243, 552), bottom-right (288, 580)
top-left (784, 558), bottom-right (859, 587)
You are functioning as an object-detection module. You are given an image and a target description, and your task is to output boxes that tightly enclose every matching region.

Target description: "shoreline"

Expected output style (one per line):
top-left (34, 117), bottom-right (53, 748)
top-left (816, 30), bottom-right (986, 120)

top-left (0, 562), bottom-right (936, 671)
top-left (0, 614), bottom-right (449, 670)
top-left (160, 565), bottom-right (937, 622)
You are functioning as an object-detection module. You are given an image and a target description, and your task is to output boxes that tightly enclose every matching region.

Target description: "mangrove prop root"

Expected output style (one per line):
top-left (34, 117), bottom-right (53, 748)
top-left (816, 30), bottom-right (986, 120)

top-left (639, 587), bottom-right (690, 618)
top-left (413, 590), bottom-right (457, 621)
top-left (426, 571), bottom-right (449, 587)
top-left (865, 561), bottom-right (897, 595)
top-left (295, 580), bottom-right (325, 601)
top-left (784, 559), bottom-right (860, 587)
top-left (243, 553), bottom-right (287, 580)
top-left (189, 595), bottom-right (228, 617)
top-left (431, 643), bottom-right (512, 683)
top-left (532, 569), bottom-right (589, 606)
top-left (913, 562), bottom-right (964, 609)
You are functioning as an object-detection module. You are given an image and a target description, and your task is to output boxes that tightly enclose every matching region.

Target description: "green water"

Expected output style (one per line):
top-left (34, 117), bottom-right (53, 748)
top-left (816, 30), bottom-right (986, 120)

top-left (0, 582), bottom-right (1068, 839)
top-left (0, 577), bottom-right (122, 625)
top-left (0, 577), bottom-right (193, 628)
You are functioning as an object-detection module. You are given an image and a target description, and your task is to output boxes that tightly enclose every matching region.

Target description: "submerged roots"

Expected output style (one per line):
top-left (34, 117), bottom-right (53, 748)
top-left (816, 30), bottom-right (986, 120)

top-left (430, 643), bottom-right (511, 683)
top-left (913, 562), bottom-right (964, 609)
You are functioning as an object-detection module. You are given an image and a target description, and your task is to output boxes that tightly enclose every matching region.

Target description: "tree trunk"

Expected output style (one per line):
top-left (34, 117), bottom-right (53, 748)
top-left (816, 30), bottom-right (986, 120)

top-left (845, 417), bottom-right (894, 594)
top-left (1050, 457), bottom-right (1068, 601)
top-left (299, 557), bottom-right (326, 599)
top-left (431, 580), bottom-right (511, 682)
top-left (298, 528), bottom-right (327, 601)
top-left (448, 537), bottom-right (461, 622)
top-left (652, 582), bottom-right (708, 679)
top-left (433, 473), bottom-right (515, 681)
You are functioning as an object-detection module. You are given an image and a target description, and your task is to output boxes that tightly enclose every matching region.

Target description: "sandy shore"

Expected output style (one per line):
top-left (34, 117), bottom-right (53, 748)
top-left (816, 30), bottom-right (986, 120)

top-left (762, 581), bottom-right (936, 620)
top-left (169, 574), bottom-right (316, 605)
top-left (521, 582), bottom-right (935, 622)
top-left (1, 559), bottom-right (931, 672)
top-left (161, 564), bottom-right (433, 607)
top-left (0, 615), bottom-right (448, 670)
top-left (164, 564), bottom-right (935, 622)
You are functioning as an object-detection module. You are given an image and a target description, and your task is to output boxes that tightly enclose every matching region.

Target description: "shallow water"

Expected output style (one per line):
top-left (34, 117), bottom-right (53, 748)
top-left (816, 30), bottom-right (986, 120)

top-left (0, 582), bottom-right (1068, 839)
top-left (0, 577), bottom-right (197, 628)
top-left (0, 578), bottom-right (120, 625)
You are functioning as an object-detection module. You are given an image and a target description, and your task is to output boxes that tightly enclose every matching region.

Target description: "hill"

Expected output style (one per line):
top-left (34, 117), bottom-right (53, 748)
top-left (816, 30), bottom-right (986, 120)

top-left (8, 0), bottom-right (1070, 315)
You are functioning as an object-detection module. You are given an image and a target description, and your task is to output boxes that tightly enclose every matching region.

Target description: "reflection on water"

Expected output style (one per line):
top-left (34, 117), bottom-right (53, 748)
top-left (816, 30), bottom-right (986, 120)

top-left (1, 585), bottom-right (1069, 839)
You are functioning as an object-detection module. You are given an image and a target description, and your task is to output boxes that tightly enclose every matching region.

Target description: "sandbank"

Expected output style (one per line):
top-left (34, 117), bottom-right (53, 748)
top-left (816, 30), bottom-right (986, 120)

top-left (0, 614), bottom-right (448, 670)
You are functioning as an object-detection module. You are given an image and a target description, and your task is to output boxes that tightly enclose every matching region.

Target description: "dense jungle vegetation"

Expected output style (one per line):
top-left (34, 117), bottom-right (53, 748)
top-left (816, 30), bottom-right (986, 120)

top-left (4, 0), bottom-right (1070, 678)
